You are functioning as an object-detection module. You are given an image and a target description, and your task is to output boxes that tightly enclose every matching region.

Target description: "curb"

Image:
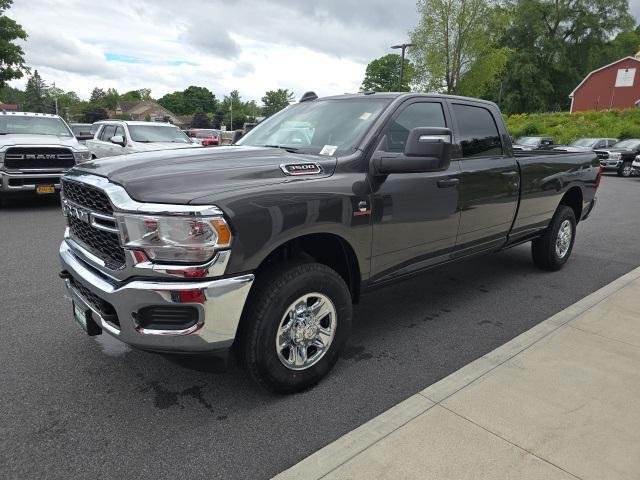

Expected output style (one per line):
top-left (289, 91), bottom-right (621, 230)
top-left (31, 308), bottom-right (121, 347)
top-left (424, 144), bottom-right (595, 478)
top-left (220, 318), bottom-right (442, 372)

top-left (272, 265), bottom-right (640, 480)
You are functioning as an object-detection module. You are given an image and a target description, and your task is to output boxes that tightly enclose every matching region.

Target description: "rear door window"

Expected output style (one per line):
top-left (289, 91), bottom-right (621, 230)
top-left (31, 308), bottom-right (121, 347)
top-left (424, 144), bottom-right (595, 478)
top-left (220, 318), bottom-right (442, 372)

top-left (452, 104), bottom-right (503, 158)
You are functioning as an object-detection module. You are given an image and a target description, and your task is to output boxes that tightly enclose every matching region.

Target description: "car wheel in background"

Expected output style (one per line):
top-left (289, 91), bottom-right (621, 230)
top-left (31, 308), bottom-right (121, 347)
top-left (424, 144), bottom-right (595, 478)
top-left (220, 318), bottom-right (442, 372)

top-left (618, 161), bottom-right (632, 177)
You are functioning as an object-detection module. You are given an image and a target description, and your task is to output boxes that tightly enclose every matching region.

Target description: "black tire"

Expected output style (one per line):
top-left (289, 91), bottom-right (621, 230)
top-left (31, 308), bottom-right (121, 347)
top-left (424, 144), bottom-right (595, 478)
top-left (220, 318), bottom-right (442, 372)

top-left (240, 261), bottom-right (352, 393)
top-left (617, 161), bottom-right (632, 177)
top-left (531, 205), bottom-right (577, 271)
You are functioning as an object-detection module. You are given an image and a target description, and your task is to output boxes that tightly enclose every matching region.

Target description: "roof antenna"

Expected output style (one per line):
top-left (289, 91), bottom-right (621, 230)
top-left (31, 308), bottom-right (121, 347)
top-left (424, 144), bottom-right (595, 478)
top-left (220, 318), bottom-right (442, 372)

top-left (299, 91), bottom-right (318, 102)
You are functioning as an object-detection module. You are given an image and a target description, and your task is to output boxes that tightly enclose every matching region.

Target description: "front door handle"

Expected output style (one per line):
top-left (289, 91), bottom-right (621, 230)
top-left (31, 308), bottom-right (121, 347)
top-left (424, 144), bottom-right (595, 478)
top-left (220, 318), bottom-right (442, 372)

top-left (437, 178), bottom-right (460, 188)
top-left (500, 171), bottom-right (518, 177)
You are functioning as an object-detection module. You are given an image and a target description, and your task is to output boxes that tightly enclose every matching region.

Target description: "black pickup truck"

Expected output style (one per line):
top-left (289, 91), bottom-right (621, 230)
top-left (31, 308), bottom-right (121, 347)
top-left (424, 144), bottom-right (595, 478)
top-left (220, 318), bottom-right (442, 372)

top-left (58, 92), bottom-right (601, 392)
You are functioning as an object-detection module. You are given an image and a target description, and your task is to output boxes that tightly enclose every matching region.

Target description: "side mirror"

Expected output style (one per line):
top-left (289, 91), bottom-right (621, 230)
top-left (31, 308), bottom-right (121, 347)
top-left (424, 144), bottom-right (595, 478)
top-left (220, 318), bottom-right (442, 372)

top-left (373, 127), bottom-right (452, 175)
top-left (232, 130), bottom-right (243, 144)
top-left (110, 135), bottom-right (125, 147)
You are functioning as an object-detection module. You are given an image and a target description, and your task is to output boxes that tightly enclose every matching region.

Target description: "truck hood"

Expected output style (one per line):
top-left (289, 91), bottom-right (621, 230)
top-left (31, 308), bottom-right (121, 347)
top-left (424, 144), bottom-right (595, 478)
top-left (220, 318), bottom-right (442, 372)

top-left (594, 148), bottom-right (633, 154)
top-left (72, 145), bottom-right (337, 204)
top-left (0, 134), bottom-right (84, 149)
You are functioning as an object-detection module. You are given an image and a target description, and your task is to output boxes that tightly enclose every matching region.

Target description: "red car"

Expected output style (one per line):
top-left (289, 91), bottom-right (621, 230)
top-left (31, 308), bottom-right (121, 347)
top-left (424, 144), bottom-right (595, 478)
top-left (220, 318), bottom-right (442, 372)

top-left (186, 129), bottom-right (221, 146)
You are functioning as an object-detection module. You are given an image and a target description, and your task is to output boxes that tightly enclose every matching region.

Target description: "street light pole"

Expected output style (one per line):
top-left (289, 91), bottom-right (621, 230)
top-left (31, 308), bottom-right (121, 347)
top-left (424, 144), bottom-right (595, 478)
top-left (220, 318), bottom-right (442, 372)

top-left (391, 43), bottom-right (416, 91)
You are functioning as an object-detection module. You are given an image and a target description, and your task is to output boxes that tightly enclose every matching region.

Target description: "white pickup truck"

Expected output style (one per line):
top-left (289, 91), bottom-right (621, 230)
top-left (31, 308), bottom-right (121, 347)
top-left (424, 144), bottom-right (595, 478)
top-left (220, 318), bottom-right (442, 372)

top-left (86, 120), bottom-right (200, 159)
top-left (0, 111), bottom-right (92, 203)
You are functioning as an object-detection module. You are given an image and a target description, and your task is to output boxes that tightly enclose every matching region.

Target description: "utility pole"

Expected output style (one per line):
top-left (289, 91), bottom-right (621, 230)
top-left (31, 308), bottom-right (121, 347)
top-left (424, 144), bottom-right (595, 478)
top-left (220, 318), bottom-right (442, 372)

top-left (390, 43), bottom-right (415, 91)
top-left (53, 81), bottom-right (59, 115)
top-left (230, 96), bottom-right (233, 131)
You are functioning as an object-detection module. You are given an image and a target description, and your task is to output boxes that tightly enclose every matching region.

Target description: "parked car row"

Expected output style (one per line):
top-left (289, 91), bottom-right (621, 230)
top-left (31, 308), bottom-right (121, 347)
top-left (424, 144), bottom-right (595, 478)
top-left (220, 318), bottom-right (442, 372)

top-left (184, 128), bottom-right (222, 146)
top-left (86, 120), bottom-right (200, 159)
top-left (513, 135), bottom-right (640, 177)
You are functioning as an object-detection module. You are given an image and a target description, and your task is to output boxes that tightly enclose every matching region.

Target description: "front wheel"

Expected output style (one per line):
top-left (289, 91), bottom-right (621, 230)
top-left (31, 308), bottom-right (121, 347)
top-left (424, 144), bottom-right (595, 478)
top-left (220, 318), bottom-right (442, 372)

top-left (240, 261), bottom-right (352, 393)
top-left (617, 161), bottom-right (632, 177)
top-left (531, 205), bottom-right (577, 271)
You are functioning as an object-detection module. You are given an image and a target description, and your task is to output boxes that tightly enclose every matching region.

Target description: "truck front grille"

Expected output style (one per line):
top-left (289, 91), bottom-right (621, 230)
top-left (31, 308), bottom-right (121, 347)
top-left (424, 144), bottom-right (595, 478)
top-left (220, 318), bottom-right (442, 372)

top-left (68, 216), bottom-right (126, 269)
top-left (4, 147), bottom-right (75, 170)
top-left (62, 179), bottom-right (125, 270)
top-left (595, 151), bottom-right (609, 160)
top-left (62, 179), bottom-right (113, 215)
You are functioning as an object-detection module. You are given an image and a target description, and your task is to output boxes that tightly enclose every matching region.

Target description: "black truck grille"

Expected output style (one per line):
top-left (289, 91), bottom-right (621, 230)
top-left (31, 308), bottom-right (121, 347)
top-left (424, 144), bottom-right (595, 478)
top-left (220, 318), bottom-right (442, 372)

top-left (62, 179), bottom-right (113, 215)
top-left (68, 216), bottom-right (125, 269)
top-left (4, 147), bottom-right (75, 170)
top-left (63, 179), bottom-right (125, 270)
top-left (595, 151), bottom-right (609, 160)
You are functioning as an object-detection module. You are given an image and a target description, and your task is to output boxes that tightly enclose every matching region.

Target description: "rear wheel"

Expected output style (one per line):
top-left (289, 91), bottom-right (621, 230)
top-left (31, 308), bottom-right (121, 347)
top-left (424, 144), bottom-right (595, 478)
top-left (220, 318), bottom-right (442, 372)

top-left (240, 261), bottom-right (352, 393)
top-left (618, 161), bottom-right (632, 177)
top-left (532, 205), bottom-right (576, 271)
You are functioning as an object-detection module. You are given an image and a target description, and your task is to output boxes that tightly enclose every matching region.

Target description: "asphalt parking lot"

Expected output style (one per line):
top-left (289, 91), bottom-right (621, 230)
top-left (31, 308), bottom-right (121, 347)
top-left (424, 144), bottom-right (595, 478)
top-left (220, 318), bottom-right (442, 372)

top-left (2, 174), bottom-right (639, 480)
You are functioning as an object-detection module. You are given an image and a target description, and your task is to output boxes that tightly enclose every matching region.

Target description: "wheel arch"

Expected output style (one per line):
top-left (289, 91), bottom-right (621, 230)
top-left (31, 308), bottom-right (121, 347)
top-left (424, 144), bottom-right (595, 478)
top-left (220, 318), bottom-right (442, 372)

top-left (559, 186), bottom-right (583, 223)
top-left (254, 232), bottom-right (361, 304)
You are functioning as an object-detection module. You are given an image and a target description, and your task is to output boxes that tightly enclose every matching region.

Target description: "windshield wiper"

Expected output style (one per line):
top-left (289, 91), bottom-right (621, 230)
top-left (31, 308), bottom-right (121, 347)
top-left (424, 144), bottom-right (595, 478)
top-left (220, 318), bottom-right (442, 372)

top-left (261, 144), bottom-right (300, 153)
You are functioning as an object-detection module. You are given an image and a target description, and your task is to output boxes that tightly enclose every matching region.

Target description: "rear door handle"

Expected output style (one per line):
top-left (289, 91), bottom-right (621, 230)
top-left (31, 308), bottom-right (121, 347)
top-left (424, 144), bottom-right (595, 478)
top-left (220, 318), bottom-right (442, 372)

top-left (500, 171), bottom-right (518, 177)
top-left (437, 178), bottom-right (460, 188)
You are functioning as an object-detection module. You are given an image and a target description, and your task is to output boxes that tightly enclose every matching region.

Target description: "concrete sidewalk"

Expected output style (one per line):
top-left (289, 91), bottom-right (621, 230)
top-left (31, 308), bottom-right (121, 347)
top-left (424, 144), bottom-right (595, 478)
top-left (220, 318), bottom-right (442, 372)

top-left (274, 266), bottom-right (640, 480)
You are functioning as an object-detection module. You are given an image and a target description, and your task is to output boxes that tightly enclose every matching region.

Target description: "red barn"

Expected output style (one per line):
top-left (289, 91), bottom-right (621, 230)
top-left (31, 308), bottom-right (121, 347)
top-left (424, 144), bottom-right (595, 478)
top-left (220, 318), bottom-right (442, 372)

top-left (569, 55), bottom-right (640, 113)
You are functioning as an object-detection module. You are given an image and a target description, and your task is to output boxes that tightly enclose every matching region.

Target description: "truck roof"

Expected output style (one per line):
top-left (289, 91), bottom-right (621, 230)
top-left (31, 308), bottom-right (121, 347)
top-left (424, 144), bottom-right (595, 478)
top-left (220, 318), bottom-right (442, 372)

top-left (0, 111), bottom-right (62, 118)
top-left (318, 92), bottom-right (499, 108)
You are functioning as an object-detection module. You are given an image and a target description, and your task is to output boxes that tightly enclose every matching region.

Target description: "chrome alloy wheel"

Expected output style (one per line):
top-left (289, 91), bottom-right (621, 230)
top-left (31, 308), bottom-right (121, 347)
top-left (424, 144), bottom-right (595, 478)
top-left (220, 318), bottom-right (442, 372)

top-left (622, 164), bottom-right (633, 177)
top-left (555, 219), bottom-right (572, 259)
top-left (276, 293), bottom-right (337, 371)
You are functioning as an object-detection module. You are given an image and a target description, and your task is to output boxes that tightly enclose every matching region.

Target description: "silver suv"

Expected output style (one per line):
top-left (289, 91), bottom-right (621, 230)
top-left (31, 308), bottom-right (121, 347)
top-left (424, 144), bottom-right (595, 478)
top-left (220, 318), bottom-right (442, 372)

top-left (0, 112), bottom-right (92, 200)
top-left (86, 120), bottom-right (200, 159)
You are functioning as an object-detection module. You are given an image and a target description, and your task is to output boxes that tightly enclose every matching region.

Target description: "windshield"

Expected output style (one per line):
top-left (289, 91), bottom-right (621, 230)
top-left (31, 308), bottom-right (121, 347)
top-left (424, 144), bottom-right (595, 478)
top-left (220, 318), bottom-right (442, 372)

top-left (128, 124), bottom-right (191, 143)
top-left (516, 137), bottom-right (541, 146)
top-left (569, 138), bottom-right (597, 147)
top-left (0, 116), bottom-right (72, 137)
top-left (238, 98), bottom-right (391, 155)
top-left (194, 130), bottom-right (219, 138)
top-left (612, 139), bottom-right (640, 150)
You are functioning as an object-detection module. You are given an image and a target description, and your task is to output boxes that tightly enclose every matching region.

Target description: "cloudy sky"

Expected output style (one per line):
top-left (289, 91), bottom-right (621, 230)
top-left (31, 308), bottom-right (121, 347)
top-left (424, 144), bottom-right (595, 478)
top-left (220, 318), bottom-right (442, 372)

top-left (8, 0), bottom-right (640, 103)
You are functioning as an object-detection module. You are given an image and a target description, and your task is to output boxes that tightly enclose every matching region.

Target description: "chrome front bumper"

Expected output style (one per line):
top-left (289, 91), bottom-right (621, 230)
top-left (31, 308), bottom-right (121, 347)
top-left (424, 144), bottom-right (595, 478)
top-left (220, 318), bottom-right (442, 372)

top-left (0, 171), bottom-right (64, 192)
top-left (59, 241), bottom-right (254, 353)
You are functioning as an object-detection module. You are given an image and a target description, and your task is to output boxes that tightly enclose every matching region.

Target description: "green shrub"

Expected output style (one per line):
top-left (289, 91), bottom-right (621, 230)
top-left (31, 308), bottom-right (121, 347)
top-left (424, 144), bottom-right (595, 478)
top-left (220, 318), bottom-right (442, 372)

top-left (504, 108), bottom-right (640, 144)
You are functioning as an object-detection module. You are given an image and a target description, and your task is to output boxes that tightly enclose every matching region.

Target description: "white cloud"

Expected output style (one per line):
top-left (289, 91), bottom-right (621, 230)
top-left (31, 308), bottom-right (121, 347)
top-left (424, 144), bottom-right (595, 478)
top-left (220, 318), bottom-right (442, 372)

top-left (8, 0), bottom-right (640, 103)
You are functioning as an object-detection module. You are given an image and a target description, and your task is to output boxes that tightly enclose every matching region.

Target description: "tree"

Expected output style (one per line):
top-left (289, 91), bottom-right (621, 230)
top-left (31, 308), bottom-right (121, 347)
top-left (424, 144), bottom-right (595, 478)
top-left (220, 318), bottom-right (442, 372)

top-left (158, 86), bottom-right (217, 115)
top-left (221, 90), bottom-right (256, 130)
top-left (23, 70), bottom-right (48, 112)
top-left (261, 88), bottom-right (294, 117)
top-left (361, 54), bottom-right (414, 92)
top-left (409, 0), bottom-right (509, 97)
top-left (120, 88), bottom-right (152, 102)
top-left (191, 111), bottom-right (212, 128)
top-left (80, 105), bottom-right (108, 123)
top-left (0, 0), bottom-right (28, 89)
top-left (493, 0), bottom-right (634, 113)
top-left (89, 87), bottom-right (106, 105)
top-left (104, 88), bottom-right (119, 109)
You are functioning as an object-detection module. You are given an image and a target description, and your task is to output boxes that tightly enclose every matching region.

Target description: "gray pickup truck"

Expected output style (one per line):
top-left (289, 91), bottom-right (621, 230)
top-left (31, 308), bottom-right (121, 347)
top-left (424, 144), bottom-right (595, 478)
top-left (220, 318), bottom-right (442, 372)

top-left (58, 92), bottom-right (601, 392)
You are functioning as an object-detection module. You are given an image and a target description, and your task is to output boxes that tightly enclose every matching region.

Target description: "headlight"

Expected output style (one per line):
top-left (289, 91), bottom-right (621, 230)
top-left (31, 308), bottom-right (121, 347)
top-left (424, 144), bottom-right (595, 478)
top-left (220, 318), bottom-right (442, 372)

top-left (116, 213), bottom-right (232, 263)
top-left (0, 151), bottom-right (4, 168)
top-left (74, 151), bottom-right (93, 162)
